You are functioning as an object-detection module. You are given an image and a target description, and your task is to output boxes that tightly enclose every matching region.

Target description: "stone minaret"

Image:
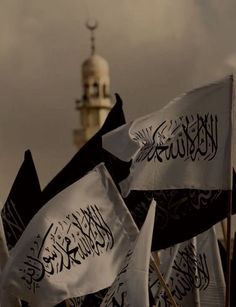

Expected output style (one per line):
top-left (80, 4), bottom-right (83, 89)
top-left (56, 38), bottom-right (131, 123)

top-left (73, 20), bottom-right (112, 149)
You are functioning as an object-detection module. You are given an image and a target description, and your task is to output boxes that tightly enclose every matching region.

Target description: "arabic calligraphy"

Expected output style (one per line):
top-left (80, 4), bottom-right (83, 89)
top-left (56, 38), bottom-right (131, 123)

top-left (149, 242), bottom-right (210, 306)
top-left (171, 243), bottom-right (210, 299)
top-left (133, 114), bottom-right (218, 163)
top-left (101, 249), bottom-right (133, 307)
top-left (1, 198), bottom-right (25, 250)
top-left (127, 189), bottom-right (221, 232)
top-left (19, 205), bottom-right (114, 293)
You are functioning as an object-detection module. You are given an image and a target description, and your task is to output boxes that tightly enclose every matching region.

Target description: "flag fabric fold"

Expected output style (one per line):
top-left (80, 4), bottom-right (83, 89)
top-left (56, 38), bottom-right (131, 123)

top-left (101, 200), bottom-right (156, 307)
top-left (150, 227), bottom-right (225, 306)
top-left (103, 76), bottom-right (233, 196)
top-left (1, 163), bottom-right (138, 307)
top-left (1, 150), bottom-right (42, 250)
top-left (41, 94), bottom-right (131, 205)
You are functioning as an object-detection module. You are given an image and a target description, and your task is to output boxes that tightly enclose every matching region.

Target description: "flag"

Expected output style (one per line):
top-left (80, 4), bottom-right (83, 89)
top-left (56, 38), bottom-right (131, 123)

top-left (1, 163), bottom-right (138, 307)
top-left (54, 174), bottom-right (236, 259)
top-left (101, 200), bottom-right (156, 307)
top-left (0, 214), bottom-right (9, 270)
top-left (41, 94), bottom-right (130, 205)
top-left (75, 289), bottom-right (107, 307)
top-left (149, 227), bottom-right (225, 306)
top-left (65, 289), bottom-right (107, 307)
top-left (63, 289), bottom-right (108, 307)
top-left (0, 217), bottom-right (21, 307)
top-left (103, 77), bottom-right (234, 250)
top-left (1, 150), bottom-right (42, 250)
top-left (43, 95), bottom-right (130, 307)
top-left (103, 76), bottom-right (233, 196)
top-left (66, 297), bottom-right (85, 306)
top-left (56, 290), bottom-right (107, 307)
top-left (124, 169), bottom-right (236, 250)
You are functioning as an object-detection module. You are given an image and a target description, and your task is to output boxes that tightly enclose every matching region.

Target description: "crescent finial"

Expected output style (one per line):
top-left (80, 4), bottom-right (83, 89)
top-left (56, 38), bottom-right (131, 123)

top-left (86, 18), bottom-right (98, 31)
top-left (85, 18), bottom-right (98, 55)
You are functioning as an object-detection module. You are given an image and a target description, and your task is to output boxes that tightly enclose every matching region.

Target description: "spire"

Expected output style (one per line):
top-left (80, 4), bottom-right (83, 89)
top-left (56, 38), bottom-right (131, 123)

top-left (86, 19), bottom-right (98, 55)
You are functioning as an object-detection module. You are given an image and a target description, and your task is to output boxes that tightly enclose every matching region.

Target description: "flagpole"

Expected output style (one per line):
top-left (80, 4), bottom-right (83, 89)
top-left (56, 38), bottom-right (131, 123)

top-left (192, 237), bottom-right (201, 307)
top-left (221, 220), bottom-right (227, 248)
top-left (225, 192), bottom-right (232, 307)
top-left (152, 244), bottom-right (179, 302)
top-left (225, 74), bottom-right (234, 307)
top-left (152, 251), bottom-right (160, 267)
top-left (150, 258), bottom-right (178, 307)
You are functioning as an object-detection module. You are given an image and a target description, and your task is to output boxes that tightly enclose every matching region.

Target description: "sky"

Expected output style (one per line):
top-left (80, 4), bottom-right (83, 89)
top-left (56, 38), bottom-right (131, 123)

top-left (0, 0), bottom-right (236, 236)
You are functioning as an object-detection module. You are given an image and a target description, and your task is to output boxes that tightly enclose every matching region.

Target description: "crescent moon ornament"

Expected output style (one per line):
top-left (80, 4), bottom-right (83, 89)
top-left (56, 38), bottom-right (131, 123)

top-left (86, 19), bottom-right (98, 31)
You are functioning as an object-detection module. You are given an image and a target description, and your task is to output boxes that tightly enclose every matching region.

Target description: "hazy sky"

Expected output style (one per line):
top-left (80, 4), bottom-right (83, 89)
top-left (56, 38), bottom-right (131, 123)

top-left (1, 0), bottom-right (236, 208)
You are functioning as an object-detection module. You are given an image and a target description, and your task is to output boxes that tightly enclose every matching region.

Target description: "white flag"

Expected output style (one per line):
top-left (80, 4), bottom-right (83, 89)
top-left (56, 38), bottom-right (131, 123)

top-left (101, 200), bottom-right (156, 307)
top-left (150, 227), bottom-right (225, 306)
top-left (0, 216), bottom-right (9, 272)
top-left (103, 76), bottom-right (233, 196)
top-left (0, 214), bottom-right (21, 307)
top-left (1, 163), bottom-right (139, 307)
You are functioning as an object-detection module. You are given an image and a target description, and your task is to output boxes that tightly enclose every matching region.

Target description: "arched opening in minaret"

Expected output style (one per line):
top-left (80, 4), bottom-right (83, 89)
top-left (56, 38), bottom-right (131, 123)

top-left (83, 83), bottom-right (89, 100)
top-left (93, 82), bottom-right (99, 97)
top-left (103, 84), bottom-right (109, 98)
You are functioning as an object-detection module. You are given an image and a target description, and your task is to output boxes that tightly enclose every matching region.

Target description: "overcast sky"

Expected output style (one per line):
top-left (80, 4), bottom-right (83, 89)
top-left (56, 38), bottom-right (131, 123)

top-left (1, 0), bottom-right (236, 216)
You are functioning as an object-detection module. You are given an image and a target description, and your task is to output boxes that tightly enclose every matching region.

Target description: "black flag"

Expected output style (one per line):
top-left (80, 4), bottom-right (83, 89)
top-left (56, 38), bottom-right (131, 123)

top-left (125, 169), bottom-right (236, 251)
top-left (42, 94), bottom-right (130, 205)
top-left (1, 150), bottom-right (42, 250)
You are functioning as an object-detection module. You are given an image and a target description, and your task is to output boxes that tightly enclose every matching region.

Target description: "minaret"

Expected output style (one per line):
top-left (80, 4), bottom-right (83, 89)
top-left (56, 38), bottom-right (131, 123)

top-left (73, 20), bottom-right (112, 149)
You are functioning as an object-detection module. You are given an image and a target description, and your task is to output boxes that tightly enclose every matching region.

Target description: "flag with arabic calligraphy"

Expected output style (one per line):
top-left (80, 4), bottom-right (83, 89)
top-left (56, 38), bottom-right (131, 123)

top-left (124, 169), bottom-right (236, 251)
top-left (101, 200), bottom-right (156, 307)
top-left (42, 94), bottom-right (130, 205)
top-left (103, 76), bottom-right (233, 196)
top-left (43, 95), bottom-right (129, 307)
top-left (1, 150), bottom-right (42, 250)
top-left (149, 227), bottom-right (225, 306)
top-left (0, 163), bottom-right (138, 307)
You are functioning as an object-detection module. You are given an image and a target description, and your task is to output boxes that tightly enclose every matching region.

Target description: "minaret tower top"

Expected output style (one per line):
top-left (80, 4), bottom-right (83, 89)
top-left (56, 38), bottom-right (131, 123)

top-left (73, 20), bottom-right (113, 149)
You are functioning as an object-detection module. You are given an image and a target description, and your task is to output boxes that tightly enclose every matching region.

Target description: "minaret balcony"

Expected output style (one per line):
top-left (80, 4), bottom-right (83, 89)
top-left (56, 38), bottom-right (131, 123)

top-left (75, 97), bottom-right (112, 110)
